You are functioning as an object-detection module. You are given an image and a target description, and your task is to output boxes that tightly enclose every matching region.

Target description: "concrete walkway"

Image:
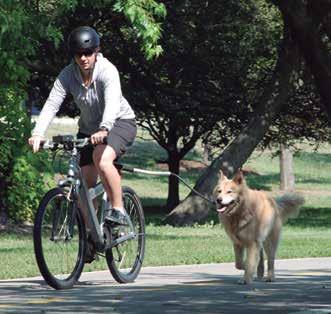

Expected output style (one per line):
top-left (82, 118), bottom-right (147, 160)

top-left (0, 258), bottom-right (331, 313)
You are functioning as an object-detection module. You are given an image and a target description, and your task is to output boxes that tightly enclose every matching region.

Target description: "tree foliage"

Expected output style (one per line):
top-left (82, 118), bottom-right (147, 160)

top-left (0, 0), bottom-right (165, 223)
top-left (271, 0), bottom-right (331, 123)
top-left (167, 0), bottom-right (331, 225)
top-left (166, 28), bottom-right (301, 225)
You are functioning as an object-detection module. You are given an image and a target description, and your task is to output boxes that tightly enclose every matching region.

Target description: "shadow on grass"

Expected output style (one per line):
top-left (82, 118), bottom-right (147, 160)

top-left (297, 177), bottom-right (331, 185)
top-left (296, 151), bottom-right (331, 163)
top-left (287, 207), bottom-right (331, 228)
top-left (245, 173), bottom-right (279, 191)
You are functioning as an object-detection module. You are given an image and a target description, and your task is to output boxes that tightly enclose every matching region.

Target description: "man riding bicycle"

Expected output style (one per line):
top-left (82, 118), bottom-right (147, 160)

top-left (28, 26), bottom-right (137, 233)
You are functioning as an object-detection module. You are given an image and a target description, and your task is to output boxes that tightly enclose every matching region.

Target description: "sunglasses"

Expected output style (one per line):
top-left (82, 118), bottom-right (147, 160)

top-left (74, 49), bottom-right (95, 57)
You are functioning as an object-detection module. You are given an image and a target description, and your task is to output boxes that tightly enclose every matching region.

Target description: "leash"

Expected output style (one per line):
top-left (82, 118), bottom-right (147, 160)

top-left (114, 162), bottom-right (216, 205)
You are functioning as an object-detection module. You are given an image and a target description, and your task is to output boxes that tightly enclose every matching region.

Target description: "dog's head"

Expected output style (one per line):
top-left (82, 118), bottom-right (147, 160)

top-left (213, 170), bottom-right (245, 216)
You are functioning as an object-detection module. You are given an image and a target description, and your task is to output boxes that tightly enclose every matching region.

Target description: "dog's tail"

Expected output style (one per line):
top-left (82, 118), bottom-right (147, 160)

top-left (275, 193), bottom-right (305, 222)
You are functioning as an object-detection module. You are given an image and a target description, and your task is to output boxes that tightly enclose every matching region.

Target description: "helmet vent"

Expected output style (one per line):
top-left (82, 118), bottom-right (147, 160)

top-left (67, 26), bottom-right (100, 56)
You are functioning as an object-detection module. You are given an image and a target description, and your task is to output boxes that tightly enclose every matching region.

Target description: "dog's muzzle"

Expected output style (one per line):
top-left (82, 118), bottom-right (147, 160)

top-left (216, 197), bottom-right (240, 215)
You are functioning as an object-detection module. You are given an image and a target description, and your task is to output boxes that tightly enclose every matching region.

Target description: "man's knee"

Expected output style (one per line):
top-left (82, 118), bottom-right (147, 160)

top-left (93, 145), bottom-right (116, 171)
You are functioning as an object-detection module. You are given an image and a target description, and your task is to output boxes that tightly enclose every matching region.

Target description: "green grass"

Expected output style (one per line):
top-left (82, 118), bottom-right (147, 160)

top-left (2, 220), bottom-right (331, 280)
top-left (1, 130), bottom-right (331, 280)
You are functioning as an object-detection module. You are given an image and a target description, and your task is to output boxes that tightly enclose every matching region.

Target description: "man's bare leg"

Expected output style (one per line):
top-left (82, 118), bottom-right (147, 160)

top-left (92, 145), bottom-right (123, 211)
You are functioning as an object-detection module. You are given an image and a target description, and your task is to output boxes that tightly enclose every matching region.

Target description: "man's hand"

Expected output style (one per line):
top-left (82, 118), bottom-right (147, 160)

top-left (28, 135), bottom-right (44, 153)
top-left (91, 130), bottom-right (108, 145)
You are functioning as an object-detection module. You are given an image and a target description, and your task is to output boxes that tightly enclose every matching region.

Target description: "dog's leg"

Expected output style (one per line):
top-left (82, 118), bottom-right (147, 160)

top-left (234, 244), bottom-right (245, 270)
top-left (264, 222), bottom-right (281, 282)
top-left (257, 248), bottom-right (264, 280)
top-left (238, 241), bottom-right (259, 284)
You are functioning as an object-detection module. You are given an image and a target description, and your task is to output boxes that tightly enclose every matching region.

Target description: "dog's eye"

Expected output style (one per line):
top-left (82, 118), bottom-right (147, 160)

top-left (227, 190), bottom-right (232, 194)
top-left (218, 190), bottom-right (222, 194)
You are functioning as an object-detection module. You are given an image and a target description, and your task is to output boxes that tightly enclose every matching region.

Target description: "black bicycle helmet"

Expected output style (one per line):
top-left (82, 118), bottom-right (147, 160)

top-left (68, 26), bottom-right (100, 56)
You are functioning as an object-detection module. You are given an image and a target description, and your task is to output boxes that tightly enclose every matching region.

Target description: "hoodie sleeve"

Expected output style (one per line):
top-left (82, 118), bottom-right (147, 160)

top-left (99, 64), bottom-right (122, 131)
top-left (32, 69), bottom-right (69, 137)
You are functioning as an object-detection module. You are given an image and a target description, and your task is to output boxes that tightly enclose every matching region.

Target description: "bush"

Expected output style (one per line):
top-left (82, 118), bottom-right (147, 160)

top-left (0, 88), bottom-right (28, 217)
top-left (0, 87), bottom-right (55, 223)
top-left (5, 149), bottom-right (54, 223)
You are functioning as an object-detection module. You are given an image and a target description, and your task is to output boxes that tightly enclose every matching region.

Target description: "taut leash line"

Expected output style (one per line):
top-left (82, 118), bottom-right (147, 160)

top-left (115, 163), bottom-right (215, 205)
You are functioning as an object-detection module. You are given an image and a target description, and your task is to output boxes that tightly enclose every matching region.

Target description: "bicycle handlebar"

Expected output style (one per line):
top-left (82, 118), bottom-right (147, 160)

top-left (41, 135), bottom-right (106, 150)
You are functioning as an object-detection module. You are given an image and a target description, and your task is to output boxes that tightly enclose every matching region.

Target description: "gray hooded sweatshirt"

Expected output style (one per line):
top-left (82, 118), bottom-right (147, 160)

top-left (32, 53), bottom-right (135, 136)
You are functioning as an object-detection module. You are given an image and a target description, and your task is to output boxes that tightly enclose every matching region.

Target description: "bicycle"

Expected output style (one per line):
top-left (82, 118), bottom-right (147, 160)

top-left (33, 135), bottom-right (145, 290)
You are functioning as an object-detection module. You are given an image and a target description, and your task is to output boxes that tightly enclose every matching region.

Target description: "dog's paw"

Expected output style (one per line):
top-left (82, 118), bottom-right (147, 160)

top-left (265, 277), bottom-right (275, 283)
top-left (237, 278), bottom-right (252, 285)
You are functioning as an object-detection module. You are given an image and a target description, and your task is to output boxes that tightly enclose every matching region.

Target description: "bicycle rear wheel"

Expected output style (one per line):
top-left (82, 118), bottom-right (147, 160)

top-left (33, 188), bottom-right (86, 289)
top-left (106, 186), bottom-right (145, 283)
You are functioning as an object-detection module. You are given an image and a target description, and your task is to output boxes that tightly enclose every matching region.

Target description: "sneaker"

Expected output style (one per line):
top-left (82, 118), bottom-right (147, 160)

top-left (104, 209), bottom-right (129, 226)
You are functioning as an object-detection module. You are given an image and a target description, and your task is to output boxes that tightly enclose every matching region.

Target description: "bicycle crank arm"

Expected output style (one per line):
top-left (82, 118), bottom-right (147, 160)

top-left (110, 232), bottom-right (136, 247)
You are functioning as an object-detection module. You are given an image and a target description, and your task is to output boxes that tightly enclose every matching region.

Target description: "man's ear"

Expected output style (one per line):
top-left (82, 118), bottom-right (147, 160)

top-left (233, 169), bottom-right (244, 185)
top-left (219, 169), bottom-right (228, 181)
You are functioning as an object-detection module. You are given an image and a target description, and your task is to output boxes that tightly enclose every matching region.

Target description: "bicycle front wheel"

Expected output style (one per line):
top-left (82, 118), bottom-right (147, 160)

top-left (106, 186), bottom-right (145, 283)
top-left (33, 188), bottom-right (86, 289)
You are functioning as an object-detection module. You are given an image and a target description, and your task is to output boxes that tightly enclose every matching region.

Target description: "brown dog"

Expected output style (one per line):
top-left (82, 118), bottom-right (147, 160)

top-left (213, 170), bottom-right (304, 284)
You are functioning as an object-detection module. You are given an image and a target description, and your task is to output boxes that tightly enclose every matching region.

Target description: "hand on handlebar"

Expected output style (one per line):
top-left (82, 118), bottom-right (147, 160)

top-left (28, 135), bottom-right (44, 153)
top-left (90, 130), bottom-right (108, 145)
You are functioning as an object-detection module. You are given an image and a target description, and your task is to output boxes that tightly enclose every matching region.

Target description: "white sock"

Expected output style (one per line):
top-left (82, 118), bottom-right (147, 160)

top-left (113, 207), bottom-right (126, 215)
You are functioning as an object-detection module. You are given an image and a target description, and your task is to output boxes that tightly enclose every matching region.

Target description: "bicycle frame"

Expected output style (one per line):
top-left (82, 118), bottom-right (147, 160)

top-left (56, 143), bottom-right (105, 251)
top-left (57, 142), bottom-right (136, 253)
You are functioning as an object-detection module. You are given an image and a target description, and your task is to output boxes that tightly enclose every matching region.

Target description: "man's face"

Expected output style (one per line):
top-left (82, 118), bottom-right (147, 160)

top-left (74, 48), bottom-right (97, 72)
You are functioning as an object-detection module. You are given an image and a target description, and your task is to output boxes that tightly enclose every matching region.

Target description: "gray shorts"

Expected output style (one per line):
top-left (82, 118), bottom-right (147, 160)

top-left (77, 119), bottom-right (137, 167)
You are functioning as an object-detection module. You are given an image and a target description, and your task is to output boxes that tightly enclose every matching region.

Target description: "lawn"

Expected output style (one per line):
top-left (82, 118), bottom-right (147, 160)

top-left (0, 130), bottom-right (330, 280)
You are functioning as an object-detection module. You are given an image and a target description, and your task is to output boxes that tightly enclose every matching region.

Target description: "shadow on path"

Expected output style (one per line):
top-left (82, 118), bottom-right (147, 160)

top-left (0, 268), bottom-right (331, 314)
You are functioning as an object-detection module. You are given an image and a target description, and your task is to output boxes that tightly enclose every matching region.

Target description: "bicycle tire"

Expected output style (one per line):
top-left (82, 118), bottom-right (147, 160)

top-left (33, 187), bottom-right (86, 289)
top-left (106, 186), bottom-right (145, 283)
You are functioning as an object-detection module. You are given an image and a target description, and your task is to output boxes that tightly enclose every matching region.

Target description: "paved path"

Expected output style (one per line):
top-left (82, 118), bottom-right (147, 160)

top-left (0, 258), bottom-right (331, 313)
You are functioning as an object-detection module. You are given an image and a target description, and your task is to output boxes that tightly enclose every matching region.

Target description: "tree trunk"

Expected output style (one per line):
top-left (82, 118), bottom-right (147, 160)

top-left (164, 30), bottom-right (299, 226)
top-left (166, 153), bottom-right (180, 210)
top-left (279, 144), bottom-right (295, 191)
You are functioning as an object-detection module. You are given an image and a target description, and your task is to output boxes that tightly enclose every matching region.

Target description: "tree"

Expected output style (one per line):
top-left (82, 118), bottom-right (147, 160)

top-left (0, 1), bottom-right (60, 223)
top-left (165, 27), bottom-right (300, 225)
top-left (166, 0), bottom-right (331, 225)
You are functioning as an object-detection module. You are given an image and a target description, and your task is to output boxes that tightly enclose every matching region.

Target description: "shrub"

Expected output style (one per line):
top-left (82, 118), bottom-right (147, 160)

top-left (0, 88), bottom-right (28, 217)
top-left (5, 149), bottom-right (54, 223)
top-left (0, 87), bottom-right (54, 223)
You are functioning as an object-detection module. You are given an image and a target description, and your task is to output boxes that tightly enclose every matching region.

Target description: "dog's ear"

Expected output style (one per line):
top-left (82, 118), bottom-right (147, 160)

top-left (233, 169), bottom-right (244, 185)
top-left (219, 170), bottom-right (227, 181)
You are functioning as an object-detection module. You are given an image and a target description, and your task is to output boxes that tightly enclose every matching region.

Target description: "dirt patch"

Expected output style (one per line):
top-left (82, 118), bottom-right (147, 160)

top-left (157, 160), bottom-right (207, 172)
